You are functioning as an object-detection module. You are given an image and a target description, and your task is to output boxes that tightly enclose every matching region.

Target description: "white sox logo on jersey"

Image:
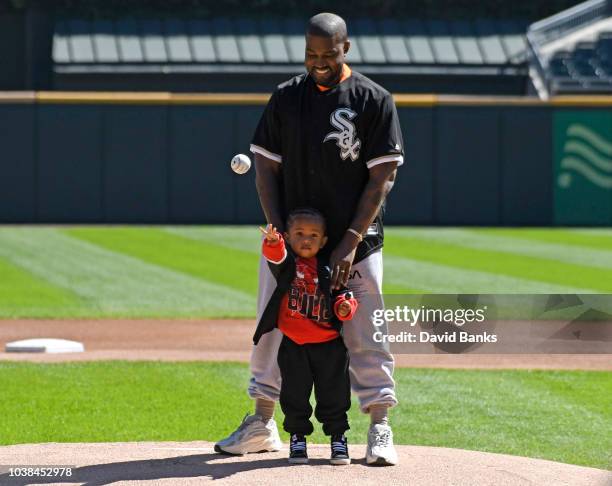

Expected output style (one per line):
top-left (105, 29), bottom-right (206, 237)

top-left (323, 108), bottom-right (361, 161)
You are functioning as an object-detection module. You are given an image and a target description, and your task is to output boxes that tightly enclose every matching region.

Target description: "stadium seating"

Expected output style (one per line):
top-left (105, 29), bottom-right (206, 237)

top-left (545, 32), bottom-right (612, 94)
top-left (526, 0), bottom-right (612, 96)
top-left (53, 17), bottom-right (528, 67)
top-left (50, 16), bottom-right (531, 93)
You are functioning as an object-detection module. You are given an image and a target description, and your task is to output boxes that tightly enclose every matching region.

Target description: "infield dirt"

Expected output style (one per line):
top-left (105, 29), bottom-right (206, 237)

top-left (0, 319), bottom-right (610, 369)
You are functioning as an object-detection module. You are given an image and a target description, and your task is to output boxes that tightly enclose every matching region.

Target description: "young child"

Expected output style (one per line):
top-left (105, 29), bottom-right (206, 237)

top-left (253, 208), bottom-right (358, 465)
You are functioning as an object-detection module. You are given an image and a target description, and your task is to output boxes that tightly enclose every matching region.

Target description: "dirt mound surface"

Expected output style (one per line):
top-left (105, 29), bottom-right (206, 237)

top-left (0, 441), bottom-right (610, 486)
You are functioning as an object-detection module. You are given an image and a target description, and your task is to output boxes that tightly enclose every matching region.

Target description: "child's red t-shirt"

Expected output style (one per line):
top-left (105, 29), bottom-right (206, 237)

top-left (262, 236), bottom-right (357, 345)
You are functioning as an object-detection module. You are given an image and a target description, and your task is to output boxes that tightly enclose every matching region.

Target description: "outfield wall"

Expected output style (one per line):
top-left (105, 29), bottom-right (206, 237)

top-left (0, 93), bottom-right (610, 226)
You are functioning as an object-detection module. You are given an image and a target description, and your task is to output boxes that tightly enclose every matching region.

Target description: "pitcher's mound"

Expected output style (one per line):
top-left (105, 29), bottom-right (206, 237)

top-left (0, 441), bottom-right (609, 486)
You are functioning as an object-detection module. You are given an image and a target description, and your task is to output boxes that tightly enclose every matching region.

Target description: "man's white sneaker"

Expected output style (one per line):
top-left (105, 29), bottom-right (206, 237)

top-left (214, 414), bottom-right (283, 455)
top-left (366, 423), bottom-right (398, 465)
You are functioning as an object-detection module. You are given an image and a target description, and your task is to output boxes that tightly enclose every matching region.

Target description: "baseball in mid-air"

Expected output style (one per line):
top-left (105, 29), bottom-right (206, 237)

top-left (231, 153), bottom-right (252, 174)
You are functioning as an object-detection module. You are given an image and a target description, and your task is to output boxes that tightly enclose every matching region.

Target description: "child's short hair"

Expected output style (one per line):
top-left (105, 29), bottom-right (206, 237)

top-left (287, 207), bottom-right (326, 233)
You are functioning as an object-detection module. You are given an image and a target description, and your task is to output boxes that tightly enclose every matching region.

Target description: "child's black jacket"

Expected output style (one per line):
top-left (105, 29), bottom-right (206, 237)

top-left (252, 247), bottom-right (350, 345)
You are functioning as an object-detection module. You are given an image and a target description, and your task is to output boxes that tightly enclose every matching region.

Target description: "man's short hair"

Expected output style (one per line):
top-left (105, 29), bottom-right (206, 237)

top-left (307, 12), bottom-right (348, 41)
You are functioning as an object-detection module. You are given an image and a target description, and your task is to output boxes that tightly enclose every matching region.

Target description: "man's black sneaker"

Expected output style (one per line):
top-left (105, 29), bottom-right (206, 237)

top-left (289, 434), bottom-right (308, 464)
top-left (330, 433), bottom-right (350, 465)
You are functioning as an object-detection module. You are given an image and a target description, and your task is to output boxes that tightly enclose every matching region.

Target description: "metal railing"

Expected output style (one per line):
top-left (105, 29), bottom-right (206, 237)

top-left (529, 0), bottom-right (611, 48)
top-left (526, 0), bottom-right (612, 97)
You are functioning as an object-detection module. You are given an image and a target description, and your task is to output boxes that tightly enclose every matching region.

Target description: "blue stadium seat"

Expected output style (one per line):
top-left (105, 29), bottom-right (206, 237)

top-left (568, 42), bottom-right (597, 78)
top-left (426, 20), bottom-right (460, 64)
top-left (449, 21), bottom-right (484, 64)
top-left (549, 57), bottom-right (570, 77)
top-left (235, 18), bottom-right (265, 63)
top-left (115, 19), bottom-right (144, 62)
top-left (259, 18), bottom-right (290, 63)
top-left (573, 41), bottom-right (595, 61)
top-left (69, 19), bottom-right (95, 63)
top-left (92, 20), bottom-right (119, 63)
top-left (284, 18), bottom-right (306, 63)
top-left (53, 20), bottom-right (71, 63)
top-left (499, 20), bottom-right (528, 64)
top-left (188, 20), bottom-right (217, 63)
top-left (352, 18), bottom-right (386, 64)
top-left (594, 58), bottom-right (612, 77)
top-left (402, 19), bottom-right (435, 64)
top-left (474, 19), bottom-right (508, 64)
top-left (164, 19), bottom-right (192, 63)
top-left (140, 19), bottom-right (168, 63)
top-left (212, 18), bottom-right (241, 63)
top-left (596, 32), bottom-right (612, 61)
top-left (377, 19), bottom-right (411, 63)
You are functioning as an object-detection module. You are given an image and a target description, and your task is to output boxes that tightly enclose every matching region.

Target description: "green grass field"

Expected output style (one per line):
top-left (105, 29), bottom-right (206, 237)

top-left (0, 362), bottom-right (609, 469)
top-left (0, 226), bottom-right (611, 318)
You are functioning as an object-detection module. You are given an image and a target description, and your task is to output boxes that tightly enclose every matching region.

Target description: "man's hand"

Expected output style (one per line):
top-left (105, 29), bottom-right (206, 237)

top-left (330, 232), bottom-right (360, 290)
top-left (259, 223), bottom-right (281, 244)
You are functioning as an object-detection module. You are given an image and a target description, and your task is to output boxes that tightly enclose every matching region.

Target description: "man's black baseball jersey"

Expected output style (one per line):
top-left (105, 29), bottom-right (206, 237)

top-left (251, 69), bottom-right (404, 263)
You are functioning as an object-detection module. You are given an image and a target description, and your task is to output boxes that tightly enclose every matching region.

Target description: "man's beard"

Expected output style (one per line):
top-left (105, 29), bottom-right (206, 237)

top-left (310, 66), bottom-right (341, 87)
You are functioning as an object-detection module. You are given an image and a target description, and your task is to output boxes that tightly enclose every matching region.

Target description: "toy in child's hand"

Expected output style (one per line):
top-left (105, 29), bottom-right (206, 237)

top-left (259, 223), bottom-right (281, 244)
top-left (337, 299), bottom-right (353, 318)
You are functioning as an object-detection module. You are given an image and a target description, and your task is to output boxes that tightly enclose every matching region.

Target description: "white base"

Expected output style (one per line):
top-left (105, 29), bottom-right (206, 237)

top-left (5, 338), bottom-right (85, 353)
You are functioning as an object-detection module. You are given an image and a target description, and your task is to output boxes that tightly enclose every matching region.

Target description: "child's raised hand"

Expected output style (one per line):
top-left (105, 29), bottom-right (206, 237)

top-left (259, 223), bottom-right (280, 244)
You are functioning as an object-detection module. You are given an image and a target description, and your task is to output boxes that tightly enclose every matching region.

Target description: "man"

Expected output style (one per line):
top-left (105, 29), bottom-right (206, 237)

top-left (215, 12), bottom-right (403, 465)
